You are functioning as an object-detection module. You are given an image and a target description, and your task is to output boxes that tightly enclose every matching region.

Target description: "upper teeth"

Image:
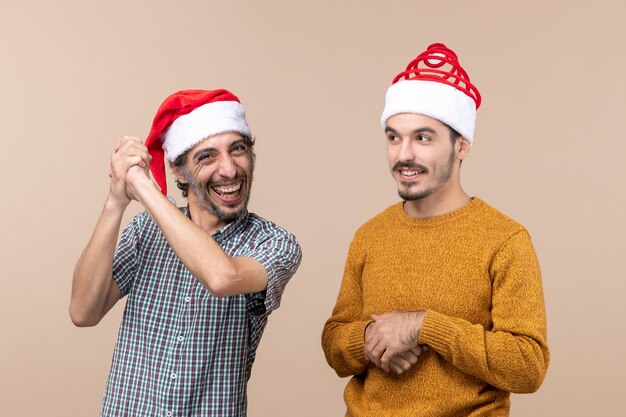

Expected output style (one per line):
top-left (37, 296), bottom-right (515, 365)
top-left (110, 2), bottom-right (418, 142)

top-left (213, 183), bottom-right (241, 193)
top-left (401, 170), bottom-right (419, 176)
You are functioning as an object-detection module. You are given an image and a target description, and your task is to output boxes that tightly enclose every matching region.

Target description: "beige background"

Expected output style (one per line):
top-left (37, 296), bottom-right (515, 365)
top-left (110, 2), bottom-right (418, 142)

top-left (1, 0), bottom-right (625, 415)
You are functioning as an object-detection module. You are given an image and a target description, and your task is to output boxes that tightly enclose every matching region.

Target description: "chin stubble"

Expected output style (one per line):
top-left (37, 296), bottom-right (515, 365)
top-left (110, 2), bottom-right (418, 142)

top-left (396, 149), bottom-right (455, 201)
top-left (186, 173), bottom-right (251, 221)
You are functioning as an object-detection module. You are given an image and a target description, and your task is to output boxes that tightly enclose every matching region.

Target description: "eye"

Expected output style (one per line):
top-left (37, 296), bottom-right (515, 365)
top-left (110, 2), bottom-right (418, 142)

top-left (416, 134), bottom-right (430, 142)
top-left (231, 144), bottom-right (248, 154)
top-left (387, 134), bottom-right (400, 142)
top-left (197, 153), bottom-right (215, 164)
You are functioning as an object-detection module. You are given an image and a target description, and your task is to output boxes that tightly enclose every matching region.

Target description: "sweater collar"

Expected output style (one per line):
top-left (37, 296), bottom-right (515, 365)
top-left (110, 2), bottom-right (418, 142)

top-left (395, 197), bottom-right (482, 227)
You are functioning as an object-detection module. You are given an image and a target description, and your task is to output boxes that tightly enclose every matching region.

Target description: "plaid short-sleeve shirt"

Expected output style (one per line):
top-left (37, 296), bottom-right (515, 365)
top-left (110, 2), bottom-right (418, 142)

top-left (101, 208), bottom-right (301, 417)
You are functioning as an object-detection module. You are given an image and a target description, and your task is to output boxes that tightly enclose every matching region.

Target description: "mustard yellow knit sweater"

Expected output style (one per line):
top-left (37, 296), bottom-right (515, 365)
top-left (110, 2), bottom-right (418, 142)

top-left (322, 198), bottom-right (549, 417)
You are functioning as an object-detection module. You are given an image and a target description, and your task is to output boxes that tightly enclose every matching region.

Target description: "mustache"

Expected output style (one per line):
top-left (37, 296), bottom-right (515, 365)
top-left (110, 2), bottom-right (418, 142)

top-left (207, 172), bottom-right (248, 188)
top-left (392, 161), bottom-right (428, 173)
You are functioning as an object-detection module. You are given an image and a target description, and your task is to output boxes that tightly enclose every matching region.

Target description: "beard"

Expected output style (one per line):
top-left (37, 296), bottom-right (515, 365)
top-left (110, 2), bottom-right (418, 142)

top-left (185, 170), bottom-right (252, 221)
top-left (396, 148), bottom-right (456, 201)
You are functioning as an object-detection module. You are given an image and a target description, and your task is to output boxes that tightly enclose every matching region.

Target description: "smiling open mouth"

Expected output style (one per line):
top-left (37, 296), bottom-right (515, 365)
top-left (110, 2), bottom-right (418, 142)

top-left (400, 168), bottom-right (425, 176)
top-left (398, 167), bottom-right (427, 179)
top-left (210, 181), bottom-right (243, 201)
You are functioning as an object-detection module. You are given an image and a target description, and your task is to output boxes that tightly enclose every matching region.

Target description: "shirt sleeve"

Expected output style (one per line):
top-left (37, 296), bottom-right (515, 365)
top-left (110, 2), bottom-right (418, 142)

top-left (243, 230), bottom-right (302, 315)
top-left (112, 217), bottom-right (140, 298)
top-left (418, 229), bottom-right (550, 393)
top-left (321, 230), bottom-right (372, 378)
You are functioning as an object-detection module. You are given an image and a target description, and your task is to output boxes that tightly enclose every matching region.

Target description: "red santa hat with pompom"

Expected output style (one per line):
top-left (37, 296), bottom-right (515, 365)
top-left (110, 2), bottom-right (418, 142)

top-left (145, 89), bottom-right (252, 195)
top-left (381, 43), bottom-right (481, 143)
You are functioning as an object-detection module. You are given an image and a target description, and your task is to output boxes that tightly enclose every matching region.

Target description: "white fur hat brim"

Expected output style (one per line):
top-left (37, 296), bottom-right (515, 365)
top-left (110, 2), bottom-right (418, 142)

top-left (163, 100), bottom-right (252, 161)
top-left (381, 80), bottom-right (477, 143)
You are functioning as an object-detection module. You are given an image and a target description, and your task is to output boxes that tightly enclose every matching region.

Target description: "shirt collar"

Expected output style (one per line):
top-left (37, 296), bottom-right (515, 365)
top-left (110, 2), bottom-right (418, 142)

top-left (182, 206), bottom-right (249, 242)
top-left (213, 209), bottom-right (249, 241)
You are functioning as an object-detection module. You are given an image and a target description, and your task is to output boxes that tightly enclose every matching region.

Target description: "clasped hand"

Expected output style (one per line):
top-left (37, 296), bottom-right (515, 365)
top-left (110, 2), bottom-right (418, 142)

top-left (364, 310), bottom-right (427, 375)
top-left (108, 136), bottom-right (152, 206)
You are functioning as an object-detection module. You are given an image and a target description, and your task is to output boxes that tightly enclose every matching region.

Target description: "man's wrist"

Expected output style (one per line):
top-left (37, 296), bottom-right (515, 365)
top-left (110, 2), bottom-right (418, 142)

top-left (412, 311), bottom-right (426, 343)
top-left (104, 194), bottom-right (130, 213)
top-left (127, 168), bottom-right (159, 201)
top-left (364, 319), bottom-right (374, 341)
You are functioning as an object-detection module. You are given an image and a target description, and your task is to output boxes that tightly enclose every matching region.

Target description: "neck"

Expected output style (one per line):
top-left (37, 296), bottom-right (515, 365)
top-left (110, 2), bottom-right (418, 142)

top-left (403, 186), bottom-right (471, 218)
top-left (186, 194), bottom-right (230, 235)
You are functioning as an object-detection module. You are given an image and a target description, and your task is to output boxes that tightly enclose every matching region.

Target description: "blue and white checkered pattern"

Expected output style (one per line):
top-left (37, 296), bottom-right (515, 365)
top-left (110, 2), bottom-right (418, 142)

top-left (101, 208), bottom-right (301, 417)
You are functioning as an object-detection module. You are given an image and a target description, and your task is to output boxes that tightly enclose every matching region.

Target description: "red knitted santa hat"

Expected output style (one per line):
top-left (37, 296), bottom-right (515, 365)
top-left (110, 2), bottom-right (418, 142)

top-left (381, 43), bottom-right (481, 142)
top-left (145, 89), bottom-right (252, 195)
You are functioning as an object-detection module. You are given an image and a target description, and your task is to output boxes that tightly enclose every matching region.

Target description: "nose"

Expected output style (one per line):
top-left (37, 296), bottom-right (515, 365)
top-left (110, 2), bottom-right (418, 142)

top-left (397, 137), bottom-right (415, 162)
top-left (217, 154), bottom-right (237, 178)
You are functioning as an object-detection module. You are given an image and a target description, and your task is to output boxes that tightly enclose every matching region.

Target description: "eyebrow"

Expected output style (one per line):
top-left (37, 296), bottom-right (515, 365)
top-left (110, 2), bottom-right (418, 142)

top-left (228, 138), bottom-right (246, 150)
top-left (192, 147), bottom-right (216, 162)
top-left (191, 138), bottom-right (247, 162)
top-left (384, 126), bottom-right (437, 135)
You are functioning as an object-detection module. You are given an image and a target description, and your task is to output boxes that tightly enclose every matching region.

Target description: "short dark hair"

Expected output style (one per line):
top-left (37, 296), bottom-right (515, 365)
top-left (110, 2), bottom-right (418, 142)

top-left (170, 135), bottom-right (256, 198)
top-left (445, 125), bottom-right (466, 166)
top-left (447, 125), bottom-right (462, 144)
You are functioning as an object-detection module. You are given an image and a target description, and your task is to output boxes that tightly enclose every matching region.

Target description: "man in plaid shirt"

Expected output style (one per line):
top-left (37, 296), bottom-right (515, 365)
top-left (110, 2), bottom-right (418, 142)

top-left (70, 89), bottom-right (302, 417)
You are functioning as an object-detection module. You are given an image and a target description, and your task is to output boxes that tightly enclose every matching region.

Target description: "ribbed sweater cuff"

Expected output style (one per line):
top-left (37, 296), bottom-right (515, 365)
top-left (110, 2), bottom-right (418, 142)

top-left (418, 310), bottom-right (459, 354)
top-left (346, 320), bottom-right (373, 363)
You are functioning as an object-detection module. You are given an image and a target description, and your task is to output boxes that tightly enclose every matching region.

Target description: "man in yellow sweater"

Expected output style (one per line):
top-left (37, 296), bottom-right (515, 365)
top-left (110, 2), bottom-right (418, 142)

top-left (321, 43), bottom-right (549, 416)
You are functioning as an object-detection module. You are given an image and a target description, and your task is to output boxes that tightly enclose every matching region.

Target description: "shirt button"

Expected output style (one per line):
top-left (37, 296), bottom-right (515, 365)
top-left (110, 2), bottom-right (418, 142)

top-left (171, 372), bottom-right (177, 379)
top-left (177, 335), bottom-right (184, 342)
top-left (165, 411), bottom-right (173, 417)
top-left (185, 296), bottom-right (191, 302)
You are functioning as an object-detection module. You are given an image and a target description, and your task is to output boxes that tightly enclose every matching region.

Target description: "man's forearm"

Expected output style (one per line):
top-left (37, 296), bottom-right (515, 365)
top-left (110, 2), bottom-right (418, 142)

top-left (70, 198), bottom-right (126, 326)
top-left (129, 171), bottom-right (266, 297)
top-left (418, 310), bottom-right (549, 393)
top-left (322, 319), bottom-right (372, 377)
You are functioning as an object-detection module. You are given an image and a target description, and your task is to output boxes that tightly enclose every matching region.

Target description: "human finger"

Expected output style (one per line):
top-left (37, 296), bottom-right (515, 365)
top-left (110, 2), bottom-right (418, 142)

top-left (113, 138), bottom-right (124, 153)
top-left (122, 155), bottom-right (147, 171)
top-left (398, 349), bottom-right (419, 366)
top-left (389, 355), bottom-right (413, 374)
top-left (114, 135), bottom-right (138, 152)
top-left (366, 333), bottom-right (386, 368)
top-left (364, 322), bottom-right (381, 350)
top-left (114, 144), bottom-right (151, 169)
top-left (390, 362), bottom-right (405, 375)
top-left (365, 330), bottom-right (386, 360)
top-left (119, 141), bottom-right (149, 158)
top-left (390, 364), bottom-right (403, 375)
top-left (116, 135), bottom-right (146, 151)
top-left (380, 349), bottom-right (395, 373)
top-left (122, 135), bottom-right (142, 144)
top-left (410, 345), bottom-right (427, 357)
top-left (366, 340), bottom-right (384, 368)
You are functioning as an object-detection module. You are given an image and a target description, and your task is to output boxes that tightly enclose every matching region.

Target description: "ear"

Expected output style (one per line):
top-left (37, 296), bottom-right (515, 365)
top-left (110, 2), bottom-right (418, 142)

top-left (456, 137), bottom-right (471, 160)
